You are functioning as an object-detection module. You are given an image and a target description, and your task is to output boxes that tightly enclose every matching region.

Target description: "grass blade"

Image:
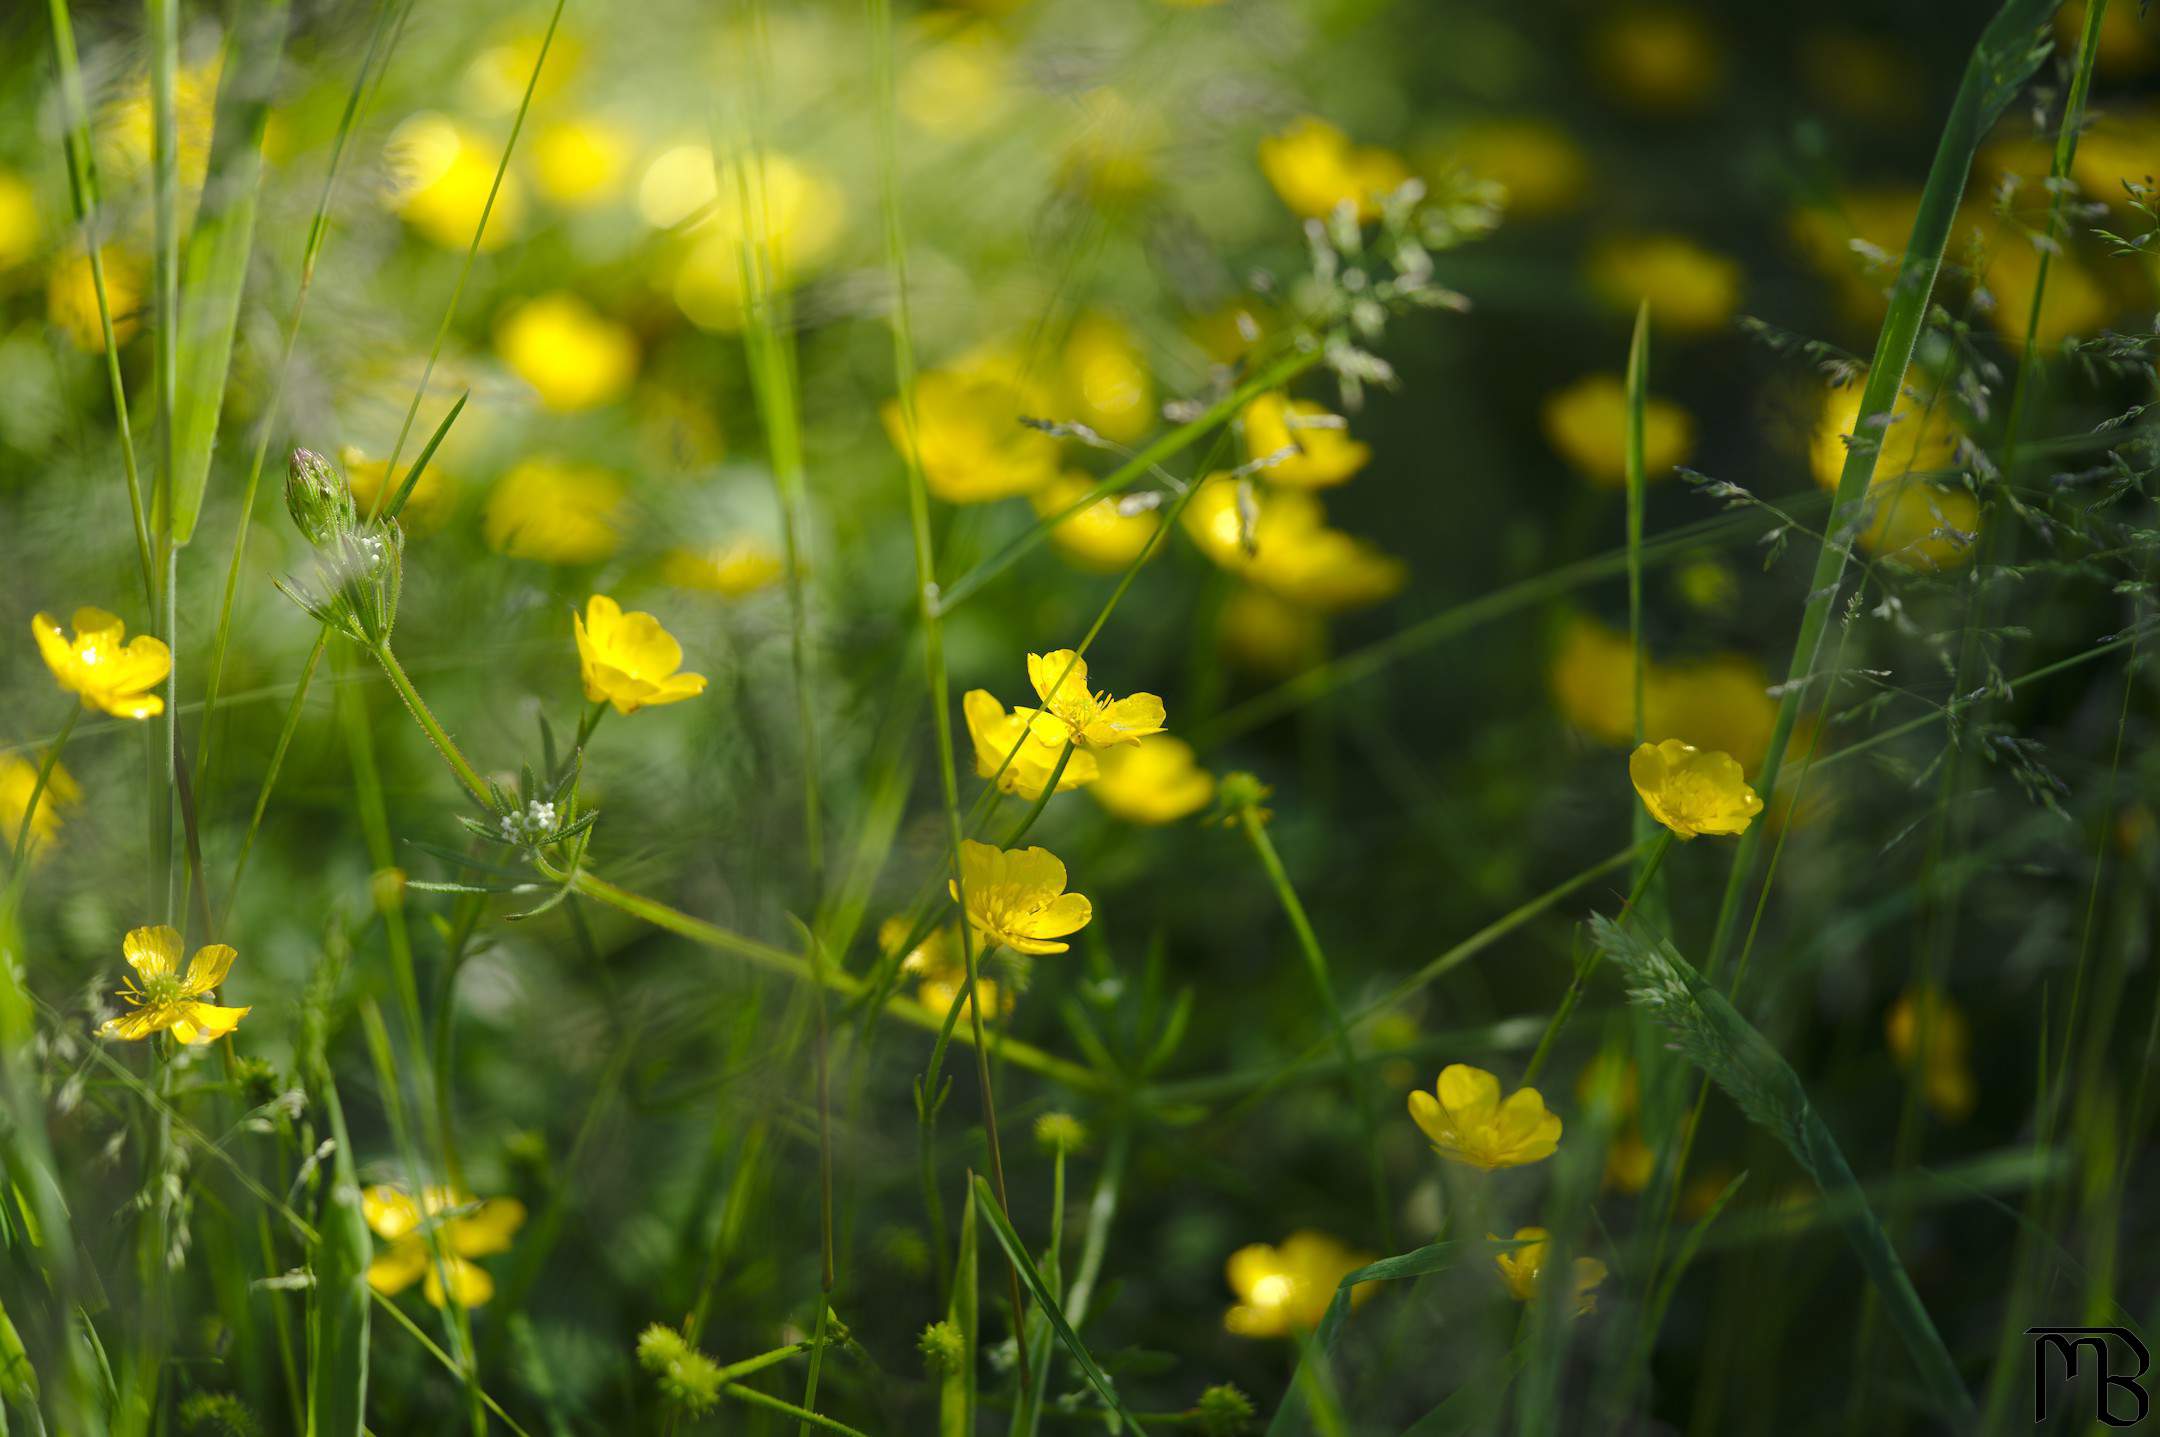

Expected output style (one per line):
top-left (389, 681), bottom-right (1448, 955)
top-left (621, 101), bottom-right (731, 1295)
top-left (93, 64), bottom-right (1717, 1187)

top-left (1264, 1240), bottom-right (1464, 1437)
top-left (305, 1064), bottom-right (371, 1437)
top-left (384, 390), bottom-right (468, 523)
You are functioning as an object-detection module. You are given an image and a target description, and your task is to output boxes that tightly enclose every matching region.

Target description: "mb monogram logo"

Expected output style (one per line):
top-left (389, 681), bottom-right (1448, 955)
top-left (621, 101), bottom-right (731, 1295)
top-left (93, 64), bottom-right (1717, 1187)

top-left (2027, 1327), bottom-right (2151, 1427)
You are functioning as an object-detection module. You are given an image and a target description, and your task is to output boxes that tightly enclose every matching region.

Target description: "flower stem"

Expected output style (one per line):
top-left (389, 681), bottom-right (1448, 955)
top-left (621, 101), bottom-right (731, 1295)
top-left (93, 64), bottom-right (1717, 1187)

top-left (372, 642), bottom-right (490, 803)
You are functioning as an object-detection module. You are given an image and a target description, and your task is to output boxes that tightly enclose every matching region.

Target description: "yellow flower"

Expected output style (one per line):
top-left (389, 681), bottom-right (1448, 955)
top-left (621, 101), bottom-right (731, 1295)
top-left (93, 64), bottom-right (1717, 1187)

top-left (1242, 392), bottom-right (1370, 488)
top-left (341, 444), bottom-right (455, 532)
top-left (1603, 1129), bottom-right (1655, 1194)
top-left (34, 607), bottom-right (171, 718)
top-left (1409, 1064), bottom-right (1562, 1171)
top-left (100, 926), bottom-right (249, 1045)
top-left (2060, 0), bottom-right (2157, 78)
top-left (484, 458), bottom-right (624, 564)
top-left (1223, 1231), bottom-right (1374, 1338)
top-left (662, 538), bottom-right (786, 596)
top-left (1258, 116), bottom-right (1410, 222)
top-left (1217, 585), bottom-right (1325, 676)
top-left (1187, 298), bottom-right (1273, 367)
top-left (48, 247), bottom-right (143, 352)
top-left (1031, 475), bottom-right (1161, 572)
top-left (1493, 1229), bottom-right (1607, 1315)
top-left (883, 349), bottom-right (1062, 504)
top-left (1184, 482), bottom-right (1407, 613)
top-left (99, 61), bottom-right (219, 191)
top-left (531, 117), bottom-right (631, 208)
top-left (1541, 375), bottom-right (1694, 488)
top-left (898, 22), bottom-right (1014, 140)
top-left (1026, 649), bottom-right (1167, 749)
top-left (0, 171), bottom-right (39, 273)
top-left (1091, 735), bottom-right (1214, 825)
top-left (496, 293), bottom-right (638, 412)
top-left (2071, 107), bottom-right (2160, 206)
top-left (1586, 235), bottom-right (1741, 334)
top-left (1062, 88), bottom-right (1164, 204)
top-left (1886, 987), bottom-right (1976, 1122)
top-left (574, 594), bottom-right (708, 715)
top-left (1789, 188), bottom-right (1923, 326)
top-left (363, 1186), bottom-right (526, 1308)
top-left (1809, 384), bottom-right (1977, 570)
top-left (1575, 1051), bottom-right (1640, 1119)
top-left (952, 840), bottom-right (1092, 956)
top-left (1549, 615), bottom-right (1638, 747)
top-left (1061, 313), bottom-right (1154, 444)
top-left (886, 919), bottom-right (1015, 1023)
top-left (1439, 118), bottom-right (1588, 219)
top-left (962, 689), bottom-right (1100, 800)
top-left (385, 112), bottom-right (525, 252)
top-left (1648, 657), bottom-right (1777, 777)
top-left (1674, 558), bottom-right (1738, 612)
top-left (0, 754), bottom-right (79, 863)
top-left (1630, 739), bottom-right (1762, 840)
top-left (655, 148), bottom-right (844, 330)
top-left (1970, 219), bottom-right (2111, 347)
top-left (1593, 8), bottom-right (1724, 114)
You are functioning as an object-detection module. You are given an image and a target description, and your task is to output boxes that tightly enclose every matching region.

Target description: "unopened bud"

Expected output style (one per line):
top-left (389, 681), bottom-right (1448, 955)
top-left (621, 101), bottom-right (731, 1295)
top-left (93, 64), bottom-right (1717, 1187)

top-left (286, 448), bottom-right (355, 547)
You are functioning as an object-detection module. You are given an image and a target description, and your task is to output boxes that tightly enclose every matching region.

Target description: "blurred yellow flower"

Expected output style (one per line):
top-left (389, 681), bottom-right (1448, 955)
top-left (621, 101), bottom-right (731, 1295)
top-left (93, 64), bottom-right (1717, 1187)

top-left (1593, 8), bottom-right (1724, 114)
top-left (1223, 1231), bottom-right (1373, 1338)
top-left (1493, 1228), bottom-right (1607, 1315)
top-left (1187, 298), bottom-right (1273, 367)
top-left (1541, 374), bottom-right (1694, 488)
top-left (1630, 739), bottom-right (1762, 840)
top-left (884, 350), bottom-right (1061, 503)
top-left (1218, 585), bottom-right (1324, 675)
top-left (531, 117), bottom-right (631, 208)
top-left (2060, 0), bottom-right (2158, 77)
top-left (1972, 221), bottom-right (2111, 347)
top-left (574, 594), bottom-right (708, 715)
top-left (101, 925), bottom-right (249, 1045)
top-left (34, 607), bottom-right (170, 718)
top-left (1063, 88), bottom-right (1164, 204)
top-left (48, 247), bottom-right (142, 352)
top-left (2073, 108), bottom-right (2160, 206)
top-left (953, 840), bottom-right (1092, 955)
top-left (1603, 1129), bottom-right (1656, 1194)
top-left (1061, 313), bottom-right (1154, 444)
top-left (1184, 481), bottom-right (1407, 612)
top-left (1649, 655), bottom-right (1777, 777)
top-left (1032, 475), bottom-right (1161, 572)
top-left (885, 918), bottom-right (1014, 1022)
top-left (654, 147), bottom-right (843, 329)
top-left (1027, 649), bottom-right (1167, 748)
top-left (342, 444), bottom-right (455, 532)
top-left (663, 538), bottom-right (786, 596)
top-left (1575, 1050), bottom-right (1640, 1118)
top-left (1789, 187), bottom-right (1922, 326)
top-left (1673, 558), bottom-right (1738, 612)
top-left (1587, 235), bottom-right (1740, 334)
top-left (484, 458), bottom-right (625, 564)
top-left (899, 23), bottom-right (1013, 139)
top-left (99, 61), bottom-right (219, 191)
top-left (1549, 615), bottom-right (1639, 747)
top-left (0, 754), bottom-right (79, 863)
top-left (962, 689), bottom-right (1099, 800)
top-left (363, 1186), bottom-right (526, 1308)
top-left (1409, 1064), bottom-right (1562, 1171)
top-left (0, 171), bottom-right (38, 273)
top-left (1243, 392), bottom-right (1370, 488)
top-left (1258, 116), bottom-right (1410, 222)
top-left (1886, 986), bottom-right (1976, 1122)
top-left (1441, 118), bottom-right (1588, 219)
top-left (1810, 384), bottom-right (1977, 570)
top-left (386, 112), bottom-right (525, 252)
top-left (496, 292), bottom-right (638, 412)
top-left (1091, 735), bottom-right (1214, 825)
top-left (464, 29), bottom-right (581, 114)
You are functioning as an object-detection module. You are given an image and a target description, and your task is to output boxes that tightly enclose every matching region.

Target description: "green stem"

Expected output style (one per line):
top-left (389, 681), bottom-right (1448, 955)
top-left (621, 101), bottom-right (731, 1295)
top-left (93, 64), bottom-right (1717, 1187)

top-left (1522, 831), bottom-right (1671, 1085)
top-left (371, 643), bottom-right (490, 803)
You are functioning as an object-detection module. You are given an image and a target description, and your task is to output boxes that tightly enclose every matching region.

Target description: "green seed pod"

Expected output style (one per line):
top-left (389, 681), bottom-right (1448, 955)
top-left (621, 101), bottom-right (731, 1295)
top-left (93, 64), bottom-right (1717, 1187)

top-left (286, 447), bottom-right (356, 548)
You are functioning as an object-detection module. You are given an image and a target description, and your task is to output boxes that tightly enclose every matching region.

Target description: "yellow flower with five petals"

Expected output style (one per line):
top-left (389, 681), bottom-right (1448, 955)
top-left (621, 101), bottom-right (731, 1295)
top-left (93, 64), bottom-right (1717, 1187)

top-left (1025, 650), bottom-right (1166, 749)
top-left (1408, 1063), bottom-right (1562, 1170)
top-left (1493, 1228), bottom-right (1607, 1315)
top-left (34, 607), bottom-right (171, 718)
top-left (962, 690), bottom-right (1099, 800)
top-left (101, 925), bottom-right (250, 1045)
top-left (363, 1186), bottom-right (526, 1307)
top-left (1242, 392), bottom-right (1370, 488)
top-left (1629, 739), bottom-right (1762, 840)
top-left (953, 840), bottom-right (1092, 955)
top-left (1223, 1231), bottom-right (1375, 1338)
top-left (1090, 735), bottom-right (1214, 825)
top-left (574, 595), bottom-right (708, 715)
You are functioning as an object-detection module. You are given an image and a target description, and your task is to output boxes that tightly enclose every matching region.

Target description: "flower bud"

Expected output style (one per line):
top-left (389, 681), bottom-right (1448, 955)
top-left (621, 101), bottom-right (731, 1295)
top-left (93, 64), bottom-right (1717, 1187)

top-left (286, 448), bottom-right (355, 547)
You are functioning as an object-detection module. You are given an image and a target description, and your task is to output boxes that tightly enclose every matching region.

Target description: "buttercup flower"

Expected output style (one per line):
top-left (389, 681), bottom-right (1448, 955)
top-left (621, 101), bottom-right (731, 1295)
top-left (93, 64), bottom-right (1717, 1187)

top-left (662, 538), bottom-right (786, 597)
top-left (1222, 1231), bottom-right (1374, 1338)
top-left (48, 247), bottom-right (143, 352)
top-left (1032, 475), bottom-right (1161, 572)
top-left (652, 148), bottom-right (844, 330)
top-left (883, 348), bottom-right (1061, 504)
top-left (1493, 1228), bottom-right (1607, 1315)
top-left (363, 1186), bottom-right (526, 1307)
top-left (385, 112), bottom-right (525, 252)
top-left (1586, 234), bottom-right (1740, 334)
top-left (1629, 740), bottom-right (1762, 839)
top-left (1091, 735), bottom-right (1215, 825)
top-left (34, 607), bottom-right (172, 718)
top-left (1541, 374), bottom-right (1694, 488)
top-left (1886, 986), bottom-right (1976, 1122)
top-left (530, 116), bottom-right (631, 208)
top-left (1218, 586), bottom-right (1324, 675)
top-left (953, 840), bottom-right (1092, 955)
top-left (0, 170), bottom-right (38, 273)
top-left (484, 458), bottom-right (625, 563)
top-left (962, 689), bottom-right (1100, 800)
top-left (1061, 313), bottom-right (1154, 445)
top-left (1441, 118), bottom-right (1588, 219)
top-left (496, 292), bottom-right (638, 412)
top-left (1242, 392), bottom-right (1370, 488)
top-left (0, 754), bottom-right (79, 863)
top-left (101, 925), bottom-right (250, 1045)
top-left (1408, 1063), bottom-right (1562, 1170)
top-left (883, 918), bottom-right (1014, 1023)
top-left (1184, 482), bottom-right (1407, 613)
top-left (574, 595), bottom-right (708, 715)
top-left (1593, 8), bottom-right (1725, 114)
top-left (1026, 650), bottom-right (1167, 748)
top-left (1258, 116), bottom-right (1410, 222)
top-left (343, 444), bottom-right (455, 532)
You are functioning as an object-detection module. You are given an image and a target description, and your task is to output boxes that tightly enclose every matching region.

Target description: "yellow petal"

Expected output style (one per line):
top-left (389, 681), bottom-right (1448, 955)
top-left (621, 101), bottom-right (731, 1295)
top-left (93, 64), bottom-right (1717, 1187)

top-left (366, 1239), bottom-right (429, 1296)
top-left (1027, 649), bottom-right (1088, 708)
top-left (1436, 1064), bottom-right (1501, 1126)
top-left (70, 606), bottom-right (126, 645)
top-left (102, 1005), bottom-right (177, 1041)
top-left (447, 1197), bottom-right (526, 1257)
top-left (423, 1254), bottom-right (494, 1307)
top-left (363, 1186), bottom-right (423, 1240)
top-left (170, 1002), bottom-right (249, 1045)
top-left (123, 925), bottom-right (183, 981)
top-left (1020, 892), bottom-right (1092, 943)
top-left (183, 943), bottom-right (237, 995)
